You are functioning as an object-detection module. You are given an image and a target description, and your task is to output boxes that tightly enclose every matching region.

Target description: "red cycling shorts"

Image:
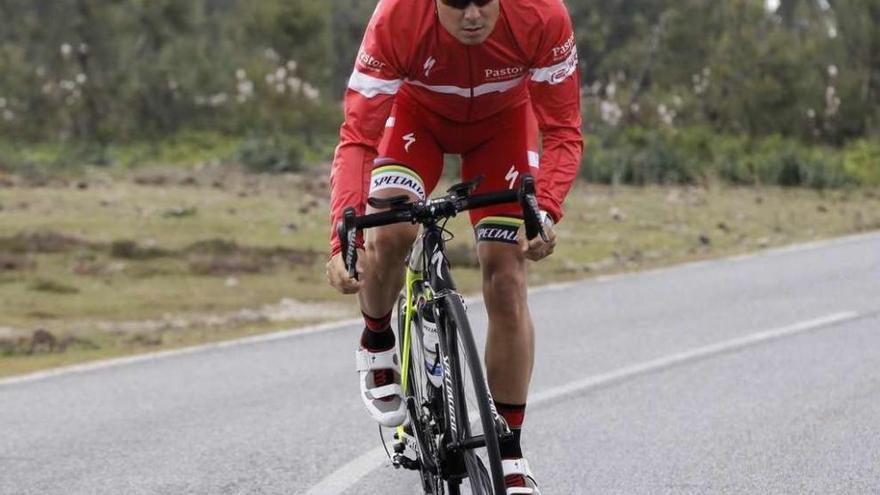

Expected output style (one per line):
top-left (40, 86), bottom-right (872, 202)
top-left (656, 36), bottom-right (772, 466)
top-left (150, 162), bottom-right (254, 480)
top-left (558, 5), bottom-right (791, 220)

top-left (370, 91), bottom-right (539, 244)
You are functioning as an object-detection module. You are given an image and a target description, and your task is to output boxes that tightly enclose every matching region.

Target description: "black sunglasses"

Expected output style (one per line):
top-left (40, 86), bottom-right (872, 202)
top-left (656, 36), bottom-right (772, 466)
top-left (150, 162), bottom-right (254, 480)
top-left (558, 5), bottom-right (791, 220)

top-left (440, 0), bottom-right (495, 8)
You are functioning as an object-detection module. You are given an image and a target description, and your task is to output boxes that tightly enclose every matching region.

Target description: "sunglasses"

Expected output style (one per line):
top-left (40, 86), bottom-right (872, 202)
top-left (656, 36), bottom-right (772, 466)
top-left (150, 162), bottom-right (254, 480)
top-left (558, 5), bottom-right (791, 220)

top-left (439, 0), bottom-right (495, 8)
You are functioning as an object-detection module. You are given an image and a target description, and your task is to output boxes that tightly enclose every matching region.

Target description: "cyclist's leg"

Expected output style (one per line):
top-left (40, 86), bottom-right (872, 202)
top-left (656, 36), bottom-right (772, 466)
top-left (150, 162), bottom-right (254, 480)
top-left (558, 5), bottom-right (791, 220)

top-left (355, 97), bottom-right (444, 427)
top-left (461, 101), bottom-right (537, 406)
top-left (360, 97), bottom-right (444, 320)
top-left (461, 102), bottom-right (540, 478)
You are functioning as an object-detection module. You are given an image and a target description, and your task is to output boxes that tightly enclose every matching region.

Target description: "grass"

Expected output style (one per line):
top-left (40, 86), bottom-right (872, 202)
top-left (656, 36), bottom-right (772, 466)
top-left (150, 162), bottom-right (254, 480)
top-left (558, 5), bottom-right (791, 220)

top-left (1, 166), bottom-right (879, 377)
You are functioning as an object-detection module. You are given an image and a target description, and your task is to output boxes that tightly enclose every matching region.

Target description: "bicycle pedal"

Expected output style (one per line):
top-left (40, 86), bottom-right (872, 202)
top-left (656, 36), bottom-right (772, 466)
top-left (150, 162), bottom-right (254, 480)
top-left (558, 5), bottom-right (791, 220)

top-left (393, 440), bottom-right (406, 454)
top-left (392, 453), bottom-right (421, 471)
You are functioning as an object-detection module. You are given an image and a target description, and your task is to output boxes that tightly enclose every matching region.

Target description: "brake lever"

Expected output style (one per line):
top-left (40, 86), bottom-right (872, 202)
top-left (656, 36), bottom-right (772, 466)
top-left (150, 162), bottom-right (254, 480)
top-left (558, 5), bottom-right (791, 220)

top-left (337, 207), bottom-right (359, 280)
top-left (519, 175), bottom-right (549, 243)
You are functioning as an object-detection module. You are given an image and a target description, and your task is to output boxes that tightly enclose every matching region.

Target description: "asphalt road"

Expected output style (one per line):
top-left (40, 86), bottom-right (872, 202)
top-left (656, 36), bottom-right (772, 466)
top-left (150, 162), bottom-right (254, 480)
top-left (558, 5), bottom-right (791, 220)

top-left (2, 233), bottom-right (878, 495)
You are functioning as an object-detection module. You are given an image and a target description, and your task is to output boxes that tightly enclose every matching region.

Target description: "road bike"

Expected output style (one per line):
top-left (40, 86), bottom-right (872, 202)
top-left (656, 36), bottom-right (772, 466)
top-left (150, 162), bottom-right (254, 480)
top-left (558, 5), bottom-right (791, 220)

top-left (338, 174), bottom-right (546, 494)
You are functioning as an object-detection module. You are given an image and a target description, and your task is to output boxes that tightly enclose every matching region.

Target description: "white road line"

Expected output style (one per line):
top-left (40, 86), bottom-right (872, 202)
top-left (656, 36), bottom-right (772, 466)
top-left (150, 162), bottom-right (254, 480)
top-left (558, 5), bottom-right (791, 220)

top-left (300, 443), bottom-right (393, 495)
top-left (299, 311), bottom-right (860, 495)
top-left (2, 231), bottom-right (877, 387)
top-left (529, 311), bottom-right (859, 404)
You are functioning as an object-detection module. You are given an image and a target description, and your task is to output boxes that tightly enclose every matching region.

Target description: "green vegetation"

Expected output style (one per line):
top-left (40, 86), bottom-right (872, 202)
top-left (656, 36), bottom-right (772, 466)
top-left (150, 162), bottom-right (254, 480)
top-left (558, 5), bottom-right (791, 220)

top-left (0, 0), bottom-right (878, 187)
top-left (582, 128), bottom-right (880, 188)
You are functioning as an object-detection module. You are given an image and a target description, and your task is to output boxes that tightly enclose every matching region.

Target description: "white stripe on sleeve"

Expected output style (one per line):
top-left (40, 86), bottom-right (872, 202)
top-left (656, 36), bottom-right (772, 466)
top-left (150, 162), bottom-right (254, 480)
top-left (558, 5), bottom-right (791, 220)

top-left (530, 47), bottom-right (578, 85)
top-left (348, 70), bottom-right (403, 98)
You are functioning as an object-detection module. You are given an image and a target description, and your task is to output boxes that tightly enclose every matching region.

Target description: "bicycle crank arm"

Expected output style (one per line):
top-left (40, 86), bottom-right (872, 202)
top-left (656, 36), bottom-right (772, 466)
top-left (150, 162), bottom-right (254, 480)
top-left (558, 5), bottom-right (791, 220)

top-left (404, 397), bottom-right (439, 474)
top-left (447, 434), bottom-right (487, 452)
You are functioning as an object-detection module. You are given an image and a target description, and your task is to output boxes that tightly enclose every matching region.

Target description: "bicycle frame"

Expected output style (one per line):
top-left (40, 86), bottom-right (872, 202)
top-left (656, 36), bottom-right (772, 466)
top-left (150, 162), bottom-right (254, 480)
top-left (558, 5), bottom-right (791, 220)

top-left (396, 220), bottom-right (456, 445)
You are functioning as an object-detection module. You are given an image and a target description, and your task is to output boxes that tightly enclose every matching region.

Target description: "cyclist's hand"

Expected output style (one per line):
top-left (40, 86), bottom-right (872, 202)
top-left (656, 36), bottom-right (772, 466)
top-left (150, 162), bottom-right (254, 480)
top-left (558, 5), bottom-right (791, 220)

top-left (326, 250), bottom-right (365, 294)
top-left (519, 216), bottom-right (557, 261)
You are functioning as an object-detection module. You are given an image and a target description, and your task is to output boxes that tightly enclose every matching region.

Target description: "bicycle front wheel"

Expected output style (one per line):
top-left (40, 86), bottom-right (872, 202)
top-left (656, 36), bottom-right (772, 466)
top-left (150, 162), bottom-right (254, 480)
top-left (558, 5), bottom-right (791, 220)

top-left (397, 294), bottom-right (446, 495)
top-left (440, 295), bottom-right (506, 495)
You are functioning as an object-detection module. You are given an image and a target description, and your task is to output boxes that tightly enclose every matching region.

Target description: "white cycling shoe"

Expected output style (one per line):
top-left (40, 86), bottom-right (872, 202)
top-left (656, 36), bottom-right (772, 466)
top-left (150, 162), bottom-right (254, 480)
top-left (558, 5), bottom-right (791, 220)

top-left (355, 347), bottom-right (407, 427)
top-left (502, 458), bottom-right (542, 495)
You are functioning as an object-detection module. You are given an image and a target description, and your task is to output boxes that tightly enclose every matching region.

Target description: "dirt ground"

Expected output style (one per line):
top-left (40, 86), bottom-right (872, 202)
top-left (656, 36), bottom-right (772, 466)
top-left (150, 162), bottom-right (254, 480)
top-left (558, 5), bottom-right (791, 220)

top-left (2, 164), bottom-right (879, 376)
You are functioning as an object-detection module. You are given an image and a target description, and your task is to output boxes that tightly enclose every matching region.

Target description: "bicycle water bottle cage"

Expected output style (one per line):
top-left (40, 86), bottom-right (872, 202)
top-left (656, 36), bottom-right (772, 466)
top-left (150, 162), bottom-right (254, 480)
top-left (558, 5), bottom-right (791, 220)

top-left (368, 195), bottom-right (412, 211)
top-left (446, 175), bottom-right (483, 198)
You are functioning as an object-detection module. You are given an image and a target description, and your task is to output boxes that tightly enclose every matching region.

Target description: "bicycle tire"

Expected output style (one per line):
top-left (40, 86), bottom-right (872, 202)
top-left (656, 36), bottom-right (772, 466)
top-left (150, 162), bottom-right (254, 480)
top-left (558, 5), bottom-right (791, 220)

top-left (396, 294), bottom-right (446, 495)
top-left (440, 295), bottom-right (506, 495)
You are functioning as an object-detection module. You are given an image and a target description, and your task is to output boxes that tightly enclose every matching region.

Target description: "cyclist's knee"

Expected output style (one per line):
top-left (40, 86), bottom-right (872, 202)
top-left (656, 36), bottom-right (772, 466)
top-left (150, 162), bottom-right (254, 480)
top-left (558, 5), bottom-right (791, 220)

top-left (365, 189), bottom-right (420, 265)
top-left (366, 223), bottom-right (417, 264)
top-left (479, 247), bottom-right (527, 302)
top-left (485, 267), bottom-right (526, 297)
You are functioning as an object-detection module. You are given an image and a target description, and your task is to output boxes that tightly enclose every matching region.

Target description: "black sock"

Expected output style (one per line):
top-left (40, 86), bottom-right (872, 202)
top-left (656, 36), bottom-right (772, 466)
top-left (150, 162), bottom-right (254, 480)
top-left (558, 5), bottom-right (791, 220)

top-left (495, 401), bottom-right (525, 459)
top-left (499, 428), bottom-right (523, 460)
top-left (360, 325), bottom-right (395, 351)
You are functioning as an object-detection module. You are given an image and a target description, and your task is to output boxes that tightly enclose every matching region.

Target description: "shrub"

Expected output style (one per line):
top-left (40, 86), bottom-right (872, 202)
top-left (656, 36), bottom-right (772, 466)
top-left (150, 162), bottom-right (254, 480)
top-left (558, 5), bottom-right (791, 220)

top-left (580, 127), bottom-right (865, 188)
top-left (842, 140), bottom-right (880, 187)
top-left (236, 134), bottom-right (307, 174)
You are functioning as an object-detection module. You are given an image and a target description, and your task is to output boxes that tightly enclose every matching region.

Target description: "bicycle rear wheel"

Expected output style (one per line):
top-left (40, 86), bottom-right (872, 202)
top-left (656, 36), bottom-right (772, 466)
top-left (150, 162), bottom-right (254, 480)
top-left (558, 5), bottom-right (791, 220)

top-left (440, 295), bottom-right (506, 495)
top-left (397, 294), bottom-right (446, 495)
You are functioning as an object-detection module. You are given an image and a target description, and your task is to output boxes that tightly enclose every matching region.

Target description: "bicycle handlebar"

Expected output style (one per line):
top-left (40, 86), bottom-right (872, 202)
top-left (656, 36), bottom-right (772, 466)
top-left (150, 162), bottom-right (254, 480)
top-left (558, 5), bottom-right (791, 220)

top-left (337, 173), bottom-right (546, 280)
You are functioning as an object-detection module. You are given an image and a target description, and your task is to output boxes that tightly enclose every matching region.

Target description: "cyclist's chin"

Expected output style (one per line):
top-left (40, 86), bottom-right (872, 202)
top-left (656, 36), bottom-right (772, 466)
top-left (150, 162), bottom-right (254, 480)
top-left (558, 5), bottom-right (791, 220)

top-left (455, 27), bottom-right (489, 45)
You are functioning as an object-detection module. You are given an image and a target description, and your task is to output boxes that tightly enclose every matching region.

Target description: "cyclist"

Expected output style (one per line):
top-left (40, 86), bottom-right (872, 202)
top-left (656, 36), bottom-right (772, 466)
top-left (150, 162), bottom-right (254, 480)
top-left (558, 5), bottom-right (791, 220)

top-left (326, 0), bottom-right (582, 492)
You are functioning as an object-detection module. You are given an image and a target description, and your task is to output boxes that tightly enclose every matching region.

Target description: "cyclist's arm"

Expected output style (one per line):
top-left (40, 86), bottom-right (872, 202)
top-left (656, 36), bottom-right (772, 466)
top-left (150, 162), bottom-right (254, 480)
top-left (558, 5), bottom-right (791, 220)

top-left (330, 5), bottom-right (404, 257)
top-left (527, 3), bottom-right (583, 224)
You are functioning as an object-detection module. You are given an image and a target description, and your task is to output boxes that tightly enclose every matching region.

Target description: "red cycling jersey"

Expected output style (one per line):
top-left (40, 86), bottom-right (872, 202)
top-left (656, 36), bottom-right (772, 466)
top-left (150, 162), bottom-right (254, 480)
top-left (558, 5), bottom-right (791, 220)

top-left (329, 0), bottom-right (583, 254)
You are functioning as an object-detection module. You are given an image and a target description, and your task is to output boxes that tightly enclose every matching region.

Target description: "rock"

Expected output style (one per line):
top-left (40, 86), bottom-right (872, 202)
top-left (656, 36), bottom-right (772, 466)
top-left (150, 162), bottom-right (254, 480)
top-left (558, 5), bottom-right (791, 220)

top-left (134, 174), bottom-right (169, 186)
top-left (0, 336), bottom-right (20, 355)
top-left (126, 332), bottom-right (162, 347)
top-left (0, 253), bottom-right (34, 271)
top-left (162, 206), bottom-right (197, 218)
top-left (699, 233), bottom-right (711, 246)
top-left (57, 335), bottom-right (99, 352)
top-left (72, 259), bottom-right (109, 276)
top-left (609, 206), bottom-right (626, 222)
top-left (29, 328), bottom-right (57, 354)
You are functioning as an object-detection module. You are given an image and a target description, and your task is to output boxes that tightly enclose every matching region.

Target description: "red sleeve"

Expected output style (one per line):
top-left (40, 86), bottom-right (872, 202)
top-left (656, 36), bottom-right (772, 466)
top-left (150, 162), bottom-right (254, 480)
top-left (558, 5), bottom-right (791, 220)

top-left (329, 3), bottom-right (404, 256)
top-left (527, 2), bottom-right (583, 223)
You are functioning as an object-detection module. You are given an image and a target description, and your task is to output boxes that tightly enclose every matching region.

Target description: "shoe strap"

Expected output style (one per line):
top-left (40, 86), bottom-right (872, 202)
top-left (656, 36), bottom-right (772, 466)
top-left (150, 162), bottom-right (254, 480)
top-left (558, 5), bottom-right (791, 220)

top-left (364, 383), bottom-right (402, 400)
top-left (355, 347), bottom-right (398, 372)
top-left (502, 458), bottom-right (532, 477)
top-left (503, 459), bottom-right (539, 494)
